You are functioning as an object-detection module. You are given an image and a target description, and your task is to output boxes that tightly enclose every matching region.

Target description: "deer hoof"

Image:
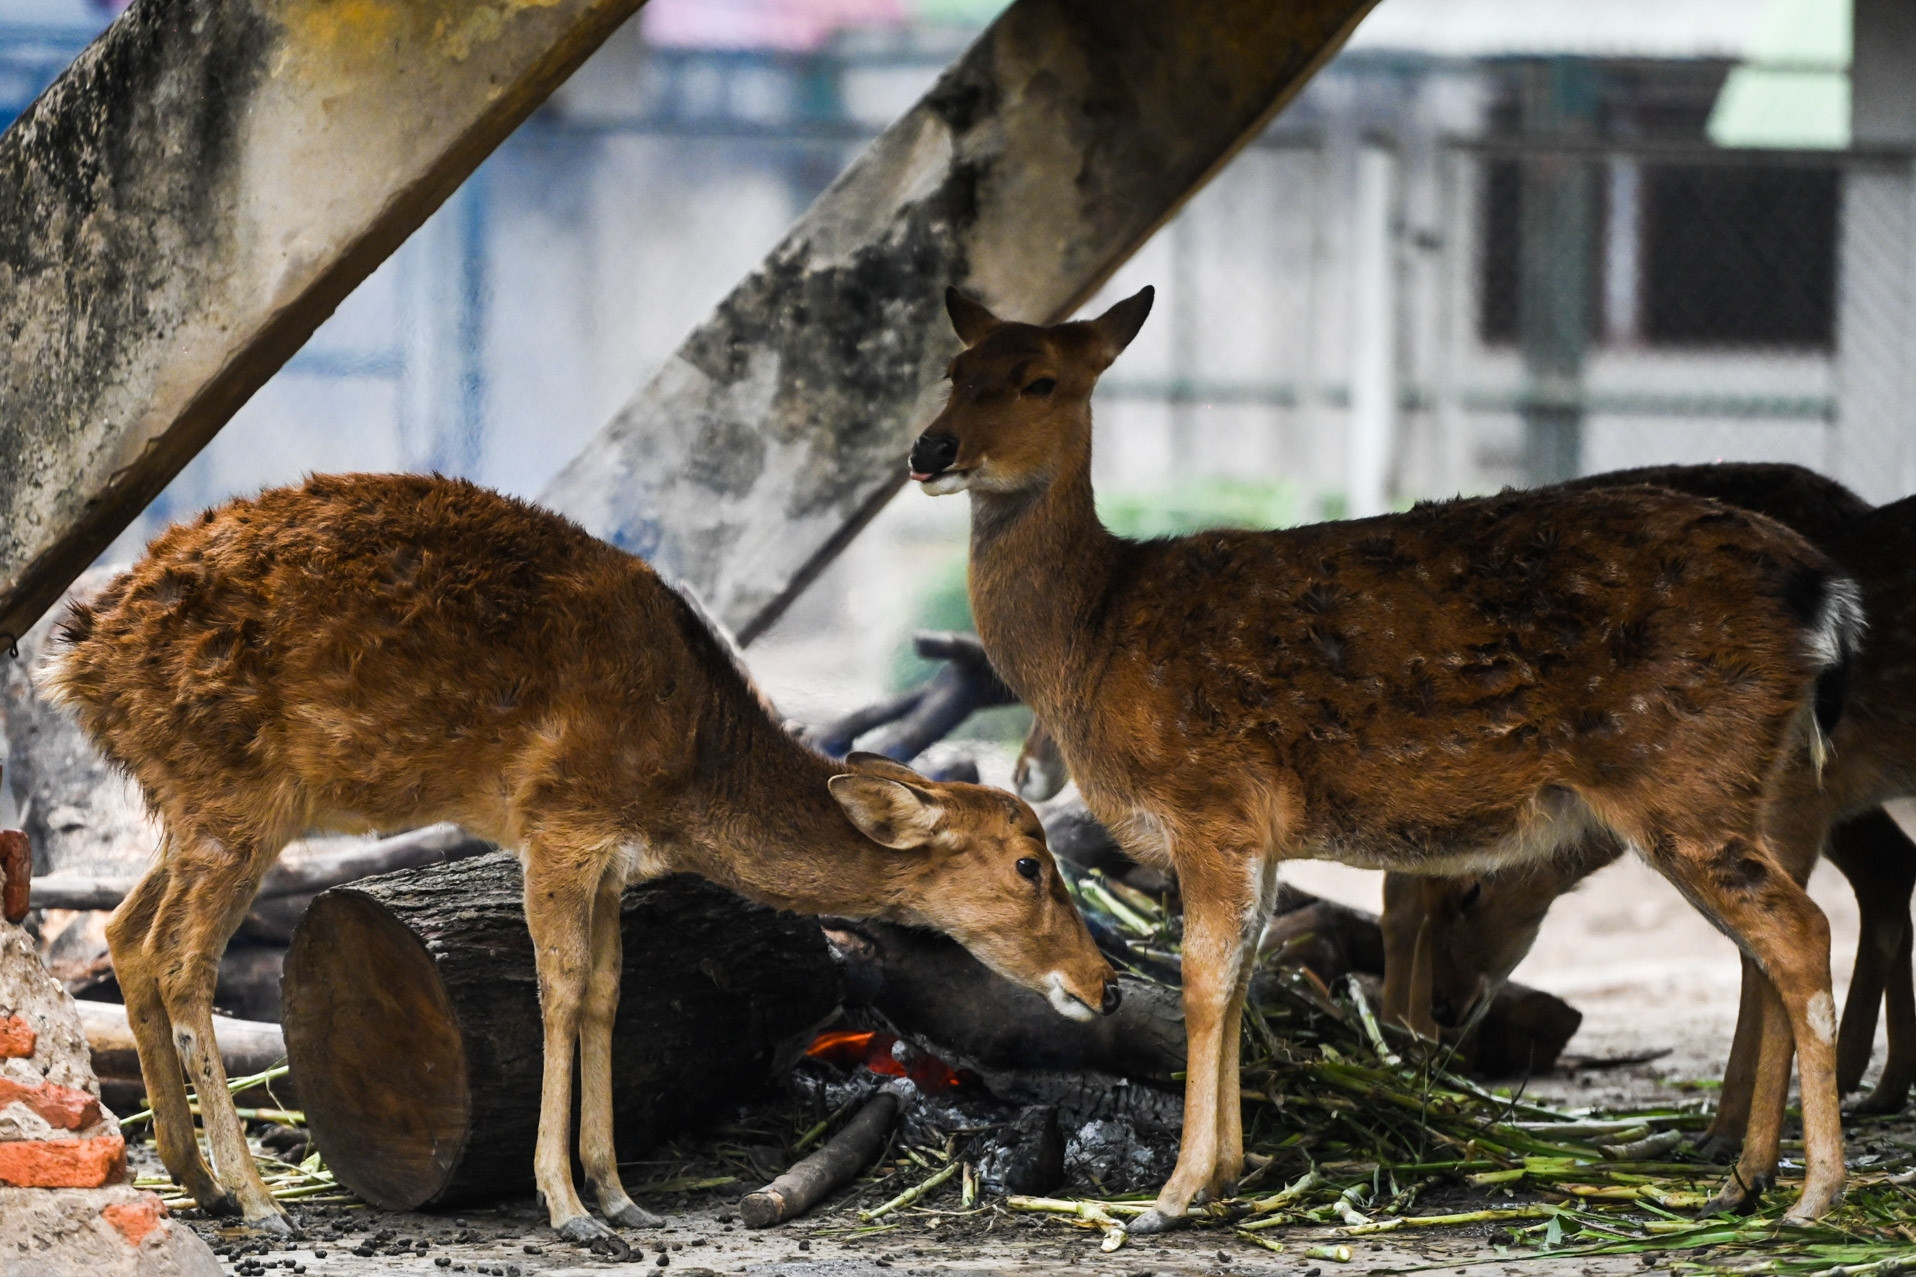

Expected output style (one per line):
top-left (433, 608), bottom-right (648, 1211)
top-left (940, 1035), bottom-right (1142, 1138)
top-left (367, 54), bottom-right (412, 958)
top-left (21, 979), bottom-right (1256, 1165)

top-left (1784, 1177), bottom-right (1844, 1224)
top-left (557, 1216), bottom-right (629, 1259)
top-left (245, 1209), bottom-right (297, 1238)
top-left (195, 1189), bottom-right (242, 1219)
top-left (1124, 1208), bottom-right (1186, 1236)
top-left (1692, 1133), bottom-right (1742, 1163)
top-left (1845, 1085), bottom-right (1909, 1117)
top-left (606, 1202), bottom-right (665, 1230)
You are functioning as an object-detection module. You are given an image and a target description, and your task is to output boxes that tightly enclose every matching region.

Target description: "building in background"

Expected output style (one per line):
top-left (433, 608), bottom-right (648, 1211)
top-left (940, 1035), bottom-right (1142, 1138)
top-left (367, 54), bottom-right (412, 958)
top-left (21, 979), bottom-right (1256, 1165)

top-left (0, 0), bottom-right (1905, 726)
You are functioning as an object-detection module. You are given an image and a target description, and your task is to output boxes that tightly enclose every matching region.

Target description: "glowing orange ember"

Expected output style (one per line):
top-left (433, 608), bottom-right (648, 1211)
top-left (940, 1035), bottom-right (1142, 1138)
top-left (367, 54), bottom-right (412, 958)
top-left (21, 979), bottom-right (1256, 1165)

top-left (803, 1029), bottom-right (973, 1091)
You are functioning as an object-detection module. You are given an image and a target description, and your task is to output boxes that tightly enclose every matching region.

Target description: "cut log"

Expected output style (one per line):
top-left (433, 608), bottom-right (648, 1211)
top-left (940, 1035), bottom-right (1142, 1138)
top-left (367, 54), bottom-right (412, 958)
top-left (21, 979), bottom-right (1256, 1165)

top-left (826, 919), bottom-right (1184, 1086)
top-left (28, 823), bottom-right (494, 913)
top-left (280, 853), bottom-right (841, 1210)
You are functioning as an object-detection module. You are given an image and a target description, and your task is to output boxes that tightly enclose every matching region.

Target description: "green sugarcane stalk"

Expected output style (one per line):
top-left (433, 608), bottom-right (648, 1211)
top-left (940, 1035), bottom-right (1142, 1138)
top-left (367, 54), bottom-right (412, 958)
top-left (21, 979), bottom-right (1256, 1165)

top-left (861, 1161), bottom-right (961, 1221)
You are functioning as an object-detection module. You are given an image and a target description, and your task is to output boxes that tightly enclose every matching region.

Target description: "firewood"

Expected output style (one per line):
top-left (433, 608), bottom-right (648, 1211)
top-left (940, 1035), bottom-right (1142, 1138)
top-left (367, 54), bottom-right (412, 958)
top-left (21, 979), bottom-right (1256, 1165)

top-left (808, 632), bottom-right (1015, 762)
top-left (280, 853), bottom-right (841, 1210)
top-left (27, 822), bottom-right (492, 912)
top-left (739, 1084), bottom-right (904, 1228)
top-left (76, 1000), bottom-right (283, 1089)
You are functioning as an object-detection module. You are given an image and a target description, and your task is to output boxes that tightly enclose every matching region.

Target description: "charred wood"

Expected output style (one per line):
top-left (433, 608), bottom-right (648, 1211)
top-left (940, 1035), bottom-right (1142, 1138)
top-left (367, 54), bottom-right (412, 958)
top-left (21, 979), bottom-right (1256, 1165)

top-left (807, 633), bottom-right (1015, 763)
top-left (826, 918), bottom-right (1183, 1085)
top-left (740, 1084), bottom-right (903, 1228)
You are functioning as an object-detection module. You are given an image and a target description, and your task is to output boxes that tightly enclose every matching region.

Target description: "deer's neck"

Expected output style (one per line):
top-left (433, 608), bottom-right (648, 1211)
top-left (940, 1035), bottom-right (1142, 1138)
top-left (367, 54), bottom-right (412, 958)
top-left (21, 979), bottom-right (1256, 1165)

top-left (687, 722), bottom-right (922, 919)
top-left (966, 440), bottom-right (1122, 715)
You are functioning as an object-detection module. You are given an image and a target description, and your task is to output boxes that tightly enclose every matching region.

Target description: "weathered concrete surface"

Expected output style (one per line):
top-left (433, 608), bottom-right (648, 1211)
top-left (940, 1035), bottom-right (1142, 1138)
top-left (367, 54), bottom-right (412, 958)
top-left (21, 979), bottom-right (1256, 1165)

top-left (0, 1185), bottom-right (220, 1276)
top-left (0, 0), bottom-right (650, 646)
top-left (542, 0), bottom-right (1381, 641)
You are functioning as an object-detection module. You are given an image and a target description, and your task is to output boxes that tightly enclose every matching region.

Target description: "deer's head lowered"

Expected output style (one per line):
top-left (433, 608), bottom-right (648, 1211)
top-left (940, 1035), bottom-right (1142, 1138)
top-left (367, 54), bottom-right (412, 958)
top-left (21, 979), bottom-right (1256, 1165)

top-left (829, 753), bottom-right (1119, 1021)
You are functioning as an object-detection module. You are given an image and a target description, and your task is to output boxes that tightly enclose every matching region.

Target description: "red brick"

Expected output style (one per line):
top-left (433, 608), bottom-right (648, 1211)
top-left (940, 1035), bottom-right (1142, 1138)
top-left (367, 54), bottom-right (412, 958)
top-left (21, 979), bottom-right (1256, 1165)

top-left (0, 1016), bottom-right (34, 1059)
top-left (0, 1132), bottom-right (126, 1187)
top-left (0, 1074), bottom-right (100, 1130)
top-left (102, 1194), bottom-right (168, 1247)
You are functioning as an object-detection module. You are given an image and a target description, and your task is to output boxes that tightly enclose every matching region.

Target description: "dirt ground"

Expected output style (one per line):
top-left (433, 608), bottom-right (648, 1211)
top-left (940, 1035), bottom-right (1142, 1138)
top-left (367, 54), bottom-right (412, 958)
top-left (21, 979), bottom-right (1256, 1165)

top-left (151, 810), bottom-right (1916, 1277)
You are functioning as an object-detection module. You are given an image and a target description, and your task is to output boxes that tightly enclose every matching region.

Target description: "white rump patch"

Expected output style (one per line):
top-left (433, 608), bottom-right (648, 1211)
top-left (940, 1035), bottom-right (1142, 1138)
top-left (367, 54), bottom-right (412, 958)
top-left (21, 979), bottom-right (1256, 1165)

top-left (1803, 576), bottom-right (1865, 669)
top-left (1807, 991), bottom-right (1837, 1045)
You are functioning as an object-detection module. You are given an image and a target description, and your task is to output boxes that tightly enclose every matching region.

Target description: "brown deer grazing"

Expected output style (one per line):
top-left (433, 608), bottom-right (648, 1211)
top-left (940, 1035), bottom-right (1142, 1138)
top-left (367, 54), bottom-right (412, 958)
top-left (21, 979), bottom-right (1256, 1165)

top-left (42, 474), bottom-right (1118, 1247)
top-left (910, 288), bottom-right (1864, 1228)
top-left (1380, 467), bottom-right (1916, 1125)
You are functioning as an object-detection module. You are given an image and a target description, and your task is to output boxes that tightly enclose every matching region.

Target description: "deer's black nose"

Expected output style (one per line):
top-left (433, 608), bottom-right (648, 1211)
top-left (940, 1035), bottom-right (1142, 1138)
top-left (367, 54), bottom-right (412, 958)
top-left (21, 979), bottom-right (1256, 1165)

top-left (910, 433), bottom-right (959, 477)
top-left (1101, 978), bottom-right (1123, 1016)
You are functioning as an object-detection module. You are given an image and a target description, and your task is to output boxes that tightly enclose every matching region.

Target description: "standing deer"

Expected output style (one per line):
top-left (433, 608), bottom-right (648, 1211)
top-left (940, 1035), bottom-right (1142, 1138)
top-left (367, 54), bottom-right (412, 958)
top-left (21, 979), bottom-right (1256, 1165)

top-left (1381, 468), bottom-right (1916, 1123)
top-left (43, 474), bottom-right (1118, 1248)
top-left (910, 287), bottom-right (1862, 1227)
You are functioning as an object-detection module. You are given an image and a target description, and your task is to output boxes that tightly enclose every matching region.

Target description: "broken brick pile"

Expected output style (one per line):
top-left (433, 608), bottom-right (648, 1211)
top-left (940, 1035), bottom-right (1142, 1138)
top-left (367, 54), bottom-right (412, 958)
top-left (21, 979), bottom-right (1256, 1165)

top-left (0, 883), bottom-right (221, 1274)
top-left (0, 918), bottom-right (124, 1187)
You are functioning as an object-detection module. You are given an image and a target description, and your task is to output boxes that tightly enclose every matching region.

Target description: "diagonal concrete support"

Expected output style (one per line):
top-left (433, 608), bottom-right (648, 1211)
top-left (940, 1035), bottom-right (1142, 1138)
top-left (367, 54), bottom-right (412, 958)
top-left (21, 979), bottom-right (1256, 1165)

top-left (542, 0), bottom-right (1380, 642)
top-left (0, 0), bottom-right (648, 645)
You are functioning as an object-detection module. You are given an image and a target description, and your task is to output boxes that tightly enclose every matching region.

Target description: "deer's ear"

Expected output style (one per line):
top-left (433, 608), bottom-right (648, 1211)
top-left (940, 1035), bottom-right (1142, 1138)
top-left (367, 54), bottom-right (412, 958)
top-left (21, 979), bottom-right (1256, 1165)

top-left (844, 751), bottom-right (927, 784)
top-left (829, 774), bottom-right (944, 850)
top-left (1086, 286), bottom-right (1154, 369)
top-left (946, 287), bottom-right (1003, 347)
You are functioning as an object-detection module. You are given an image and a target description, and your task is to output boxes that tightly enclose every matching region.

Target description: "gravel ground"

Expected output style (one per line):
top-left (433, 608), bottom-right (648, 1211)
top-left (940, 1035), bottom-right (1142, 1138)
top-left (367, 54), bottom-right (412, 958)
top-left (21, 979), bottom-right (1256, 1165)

top-left (149, 804), bottom-right (1916, 1277)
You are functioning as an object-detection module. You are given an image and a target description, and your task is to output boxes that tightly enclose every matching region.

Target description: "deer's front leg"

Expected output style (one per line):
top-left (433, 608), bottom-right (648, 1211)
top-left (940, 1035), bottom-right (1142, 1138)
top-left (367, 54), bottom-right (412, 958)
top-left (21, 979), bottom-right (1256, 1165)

top-left (578, 870), bottom-right (663, 1230)
top-left (525, 853), bottom-right (629, 1257)
top-left (1129, 856), bottom-right (1259, 1234)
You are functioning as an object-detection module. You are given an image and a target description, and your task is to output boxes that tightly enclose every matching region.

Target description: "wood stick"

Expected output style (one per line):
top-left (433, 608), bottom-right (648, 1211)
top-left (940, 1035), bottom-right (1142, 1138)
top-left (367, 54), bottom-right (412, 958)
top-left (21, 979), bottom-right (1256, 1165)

top-left (739, 1085), bottom-right (904, 1228)
top-left (29, 822), bottom-right (492, 911)
top-left (1, 828), bottom-right (28, 925)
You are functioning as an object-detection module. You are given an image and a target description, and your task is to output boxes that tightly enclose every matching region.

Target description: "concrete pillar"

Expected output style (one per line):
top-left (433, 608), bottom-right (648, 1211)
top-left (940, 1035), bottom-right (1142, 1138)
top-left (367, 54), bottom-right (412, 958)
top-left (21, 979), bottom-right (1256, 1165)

top-left (1517, 57), bottom-right (1599, 486)
top-left (1832, 0), bottom-right (1916, 502)
top-left (541, 0), bottom-right (1384, 640)
top-left (0, 0), bottom-right (649, 645)
top-left (1346, 144), bottom-right (1398, 518)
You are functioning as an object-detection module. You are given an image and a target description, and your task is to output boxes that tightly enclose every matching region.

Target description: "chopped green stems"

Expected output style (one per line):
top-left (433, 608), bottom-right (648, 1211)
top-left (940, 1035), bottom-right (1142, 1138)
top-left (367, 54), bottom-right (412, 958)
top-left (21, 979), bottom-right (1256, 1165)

top-left (794, 1094), bottom-right (861, 1154)
top-left (1081, 877), bottom-right (1156, 937)
top-left (1345, 976), bottom-right (1402, 1069)
top-left (861, 1160), bottom-right (961, 1222)
top-left (118, 1063), bottom-right (293, 1127)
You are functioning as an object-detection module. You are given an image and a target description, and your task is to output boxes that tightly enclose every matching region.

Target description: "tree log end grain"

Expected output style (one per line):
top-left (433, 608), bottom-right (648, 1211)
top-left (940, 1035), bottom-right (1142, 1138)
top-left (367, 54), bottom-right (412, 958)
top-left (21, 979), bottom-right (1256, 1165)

top-left (281, 891), bottom-right (470, 1209)
top-left (282, 853), bottom-right (842, 1210)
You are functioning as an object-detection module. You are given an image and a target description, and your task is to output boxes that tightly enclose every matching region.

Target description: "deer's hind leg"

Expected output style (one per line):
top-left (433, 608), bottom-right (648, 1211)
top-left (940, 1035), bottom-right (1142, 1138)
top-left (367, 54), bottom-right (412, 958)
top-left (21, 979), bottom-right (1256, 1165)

top-left (1825, 810), bottom-right (1916, 1111)
top-left (578, 864), bottom-right (662, 1230)
top-left (127, 825), bottom-right (292, 1230)
top-left (1639, 823), bottom-right (1843, 1222)
top-left (107, 853), bottom-right (231, 1216)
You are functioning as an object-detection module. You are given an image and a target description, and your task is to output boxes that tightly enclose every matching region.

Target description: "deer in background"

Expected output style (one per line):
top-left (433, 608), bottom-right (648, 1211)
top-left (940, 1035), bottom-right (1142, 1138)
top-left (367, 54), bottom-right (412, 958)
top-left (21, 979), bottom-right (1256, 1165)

top-left (1380, 466), bottom-right (1916, 1131)
top-left (911, 287), bottom-right (1862, 1227)
top-left (43, 474), bottom-right (1118, 1249)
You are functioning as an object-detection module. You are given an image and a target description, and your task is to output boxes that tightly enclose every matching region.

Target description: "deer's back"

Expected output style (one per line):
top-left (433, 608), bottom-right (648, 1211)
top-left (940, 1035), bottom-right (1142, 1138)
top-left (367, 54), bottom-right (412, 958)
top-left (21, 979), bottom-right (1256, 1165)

top-left (1053, 487), bottom-right (1841, 859)
top-left (48, 474), bottom-right (728, 841)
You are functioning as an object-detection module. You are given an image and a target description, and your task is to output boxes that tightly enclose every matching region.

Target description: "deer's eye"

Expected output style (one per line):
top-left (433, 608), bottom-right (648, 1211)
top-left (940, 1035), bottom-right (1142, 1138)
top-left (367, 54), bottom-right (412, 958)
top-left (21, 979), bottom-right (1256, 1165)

top-left (1016, 857), bottom-right (1042, 881)
top-left (1459, 882), bottom-right (1483, 911)
top-left (1022, 377), bottom-right (1057, 397)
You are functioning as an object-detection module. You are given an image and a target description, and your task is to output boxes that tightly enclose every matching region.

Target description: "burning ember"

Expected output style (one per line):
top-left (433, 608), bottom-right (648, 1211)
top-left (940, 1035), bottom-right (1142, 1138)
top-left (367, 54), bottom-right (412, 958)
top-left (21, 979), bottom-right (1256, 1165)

top-left (803, 1028), bottom-right (975, 1092)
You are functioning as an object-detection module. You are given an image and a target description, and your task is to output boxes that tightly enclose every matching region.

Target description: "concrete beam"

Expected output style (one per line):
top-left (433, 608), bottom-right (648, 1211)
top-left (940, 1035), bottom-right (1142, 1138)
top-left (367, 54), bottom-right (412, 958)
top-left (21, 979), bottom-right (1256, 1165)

top-left (542, 0), bottom-right (1379, 642)
top-left (0, 0), bottom-right (647, 645)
